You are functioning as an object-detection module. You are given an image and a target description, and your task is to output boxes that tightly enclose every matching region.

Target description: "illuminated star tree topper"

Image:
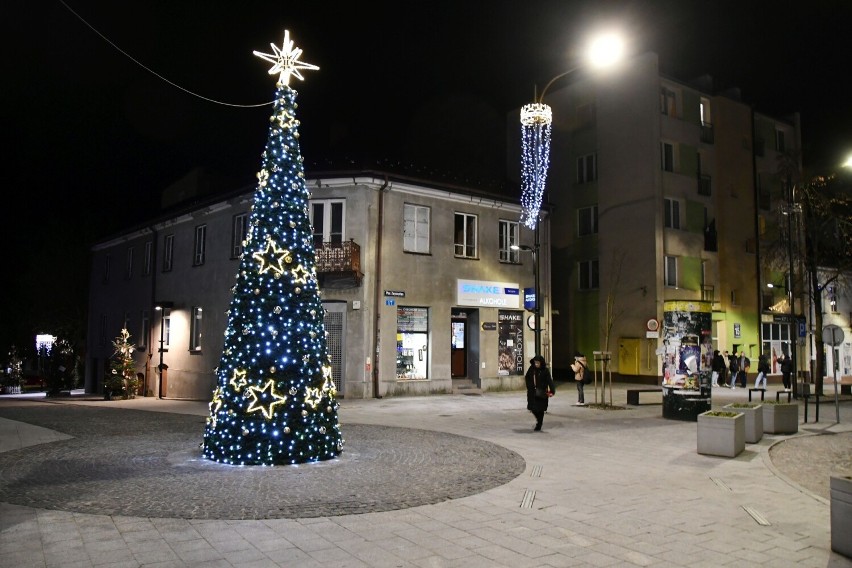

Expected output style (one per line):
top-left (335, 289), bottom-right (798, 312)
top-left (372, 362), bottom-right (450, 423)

top-left (253, 29), bottom-right (319, 86)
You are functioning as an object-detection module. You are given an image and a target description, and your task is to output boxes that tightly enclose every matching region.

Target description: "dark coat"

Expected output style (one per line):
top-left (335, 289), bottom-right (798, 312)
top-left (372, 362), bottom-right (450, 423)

top-left (525, 357), bottom-right (555, 413)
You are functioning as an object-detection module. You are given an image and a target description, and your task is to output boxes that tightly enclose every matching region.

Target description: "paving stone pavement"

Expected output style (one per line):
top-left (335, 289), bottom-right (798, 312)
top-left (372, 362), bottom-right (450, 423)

top-left (1, 383), bottom-right (850, 568)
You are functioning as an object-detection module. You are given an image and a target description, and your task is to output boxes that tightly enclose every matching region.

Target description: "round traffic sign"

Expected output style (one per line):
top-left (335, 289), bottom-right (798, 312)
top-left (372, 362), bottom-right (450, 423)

top-left (823, 324), bottom-right (845, 347)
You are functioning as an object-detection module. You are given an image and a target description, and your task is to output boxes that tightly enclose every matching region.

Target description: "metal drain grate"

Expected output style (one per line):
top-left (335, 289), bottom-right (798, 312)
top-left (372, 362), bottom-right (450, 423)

top-left (742, 506), bottom-right (771, 526)
top-left (521, 489), bottom-right (536, 508)
top-left (531, 465), bottom-right (542, 477)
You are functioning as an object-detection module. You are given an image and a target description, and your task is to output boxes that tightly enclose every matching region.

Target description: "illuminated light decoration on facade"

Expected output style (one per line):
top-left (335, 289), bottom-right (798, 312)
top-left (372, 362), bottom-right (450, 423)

top-left (519, 103), bottom-right (552, 230)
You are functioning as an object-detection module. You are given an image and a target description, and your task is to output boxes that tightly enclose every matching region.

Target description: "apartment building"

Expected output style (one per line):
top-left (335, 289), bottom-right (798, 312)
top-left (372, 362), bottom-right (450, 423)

top-left (512, 51), bottom-right (804, 380)
top-left (86, 172), bottom-right (551, 399)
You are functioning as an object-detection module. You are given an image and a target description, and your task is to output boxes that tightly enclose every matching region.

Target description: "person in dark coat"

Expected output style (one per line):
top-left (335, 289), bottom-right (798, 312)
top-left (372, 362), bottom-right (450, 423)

top-left (780, 353), bottom-right (793, 392)
top-left (525, 355), bottom-right (555, 431)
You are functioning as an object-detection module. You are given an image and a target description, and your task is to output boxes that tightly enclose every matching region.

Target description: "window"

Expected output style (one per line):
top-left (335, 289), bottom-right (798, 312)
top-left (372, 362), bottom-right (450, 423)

top-left (163, 234), bottom-right (174, 272)
top-left (454, 213), bottom-right (477, 258)
top-left (396, 306), bottom-right (429, 380)
top-left (311, 200), bottom-right (344, 247)
top-left (143, 241), bottom-right (152, 276)
top-left (578, 205), bottom-right (598, 236)
top-left (125, 247), bottom-right (134, 279)
top-left (139, 310), bottom-right (149, 349)
top-left (576, 102), bottom-right (595, 128)
top-left (664, 198), bottom-right (681, 229)
top-left (193, 225), bottom-right (207, 266)
top-left (661, 143), bottom-right (674, 172)
top-left (576, 153), bottom-right (597, 183)
top-left (775, 129), bottom-right (786, 153)
top-left (498, 220), bottom-right (520, 262)
top-left (403, 204), bottom-right (430, 253)
top-left (828, 286), bottom-right (838, 312)
top-left (731, 289), bottom-right (739, 306)
top-left (190, 306), bottom-right (203, 351)
top-left (103, 254), bottom-right (111, 283)
top-left (664, 255), bottom-right (678, 287)
top-left (762, 323), bottom-right (792, 371)
top-left (578, 259), bottom-right (599, 290)
top-left (99, 314), bottom-right (107, 346)
top-left (660, 87), bottom-right (677, 116)
top-left (231, 213), bottom-right (248, 258)
top-left (162, 309), bottom-right (171, 348)
top-left (700, 98), bottom-right (711, 126)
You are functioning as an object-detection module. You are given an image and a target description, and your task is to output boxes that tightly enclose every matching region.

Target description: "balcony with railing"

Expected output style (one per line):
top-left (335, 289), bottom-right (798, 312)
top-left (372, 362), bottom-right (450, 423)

top-left (315, 239), bottom-right (363, 288)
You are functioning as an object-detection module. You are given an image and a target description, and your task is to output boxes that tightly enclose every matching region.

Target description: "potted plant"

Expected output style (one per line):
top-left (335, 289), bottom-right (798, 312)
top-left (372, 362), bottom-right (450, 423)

top-left (724, 402), bottom-right (763, 443)
top-left (697, 410), bottom-right (745, 457)
top-left (831, 475), bottom-right (852, 558)
top-left (762, 400), bottom-right (799, 434)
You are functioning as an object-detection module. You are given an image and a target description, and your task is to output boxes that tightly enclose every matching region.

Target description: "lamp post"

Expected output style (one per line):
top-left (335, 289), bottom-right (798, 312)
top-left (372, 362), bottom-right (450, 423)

top-left (518, 32), bottom-right (625, 358)
top-left (155, 301), bottom-right (173, 399)
top-left (512, 243), bottom-right (540, 356)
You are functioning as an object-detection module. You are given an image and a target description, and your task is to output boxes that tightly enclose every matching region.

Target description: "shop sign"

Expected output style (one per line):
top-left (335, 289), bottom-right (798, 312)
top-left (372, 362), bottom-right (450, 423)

top-left (457, 279), bottom-right (520, 308)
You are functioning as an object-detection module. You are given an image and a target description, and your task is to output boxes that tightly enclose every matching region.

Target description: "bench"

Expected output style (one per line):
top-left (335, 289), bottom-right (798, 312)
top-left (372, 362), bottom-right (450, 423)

top-left (627, 388), bottom-right (660, 405)
top-left (776, 390), bottom-right (792, 402)
top-left (748, 388), bottom-right (766, 401)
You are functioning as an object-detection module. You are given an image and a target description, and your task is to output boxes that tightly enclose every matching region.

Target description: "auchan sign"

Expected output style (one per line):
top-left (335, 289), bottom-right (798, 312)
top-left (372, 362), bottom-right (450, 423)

top-left (457, 279), bottom-right (520, 308)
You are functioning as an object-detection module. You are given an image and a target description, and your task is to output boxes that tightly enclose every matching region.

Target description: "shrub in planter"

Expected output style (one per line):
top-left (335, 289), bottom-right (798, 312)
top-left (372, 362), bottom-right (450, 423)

top-left (724, 402), bottom-right (763, 443)
top-left (762, 400), bottom-right (798, 434)
top-left (697, 410), bottom-right (745, 457)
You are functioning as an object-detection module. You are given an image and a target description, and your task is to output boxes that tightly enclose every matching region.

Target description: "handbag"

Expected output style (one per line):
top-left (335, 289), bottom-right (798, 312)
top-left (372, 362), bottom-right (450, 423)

top-left (535, 386), bottom-right (549, 399)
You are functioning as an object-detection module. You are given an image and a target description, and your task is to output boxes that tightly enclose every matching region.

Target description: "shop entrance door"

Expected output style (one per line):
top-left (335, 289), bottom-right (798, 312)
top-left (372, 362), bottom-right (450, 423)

top-left (451, 314), bottom-right (467, 377)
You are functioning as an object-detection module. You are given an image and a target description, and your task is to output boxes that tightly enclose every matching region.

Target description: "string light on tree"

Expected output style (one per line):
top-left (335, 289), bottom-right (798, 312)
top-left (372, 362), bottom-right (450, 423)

top-left (202, 30), bottom-right (343, 466)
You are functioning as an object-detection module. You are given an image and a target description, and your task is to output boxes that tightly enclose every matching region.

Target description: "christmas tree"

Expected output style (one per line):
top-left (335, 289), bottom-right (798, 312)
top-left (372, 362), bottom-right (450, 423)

top-left (105, 329), bottom-right (137, 398)
top-left (202, 30), bottom-right (342, 466)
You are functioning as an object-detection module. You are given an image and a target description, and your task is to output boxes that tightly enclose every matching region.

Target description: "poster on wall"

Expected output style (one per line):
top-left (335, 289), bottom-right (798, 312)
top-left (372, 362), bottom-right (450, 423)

top-left (662, 301), bottom-right (712, 389)
top-left (498, 311), bottom-right (524, 376)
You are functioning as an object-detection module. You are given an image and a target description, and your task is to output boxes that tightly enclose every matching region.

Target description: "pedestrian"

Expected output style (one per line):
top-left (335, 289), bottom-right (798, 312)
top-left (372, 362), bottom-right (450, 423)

top-left (728, 351), bottom-right (739, 388)
top-left (754, 353), bottom-right (770, 389)
top-left (738, 352), bottom-right (751, 388)
top-left (720, 350), bottom-right (729, 386)
top-left (711, 350), bottom-right (725, 387)
top-left (570, 351), bottom-right (588, 406)
top-left (780, 353), bottom-right (793, 392)
top-left (525, 355), bottom-right (555, 431)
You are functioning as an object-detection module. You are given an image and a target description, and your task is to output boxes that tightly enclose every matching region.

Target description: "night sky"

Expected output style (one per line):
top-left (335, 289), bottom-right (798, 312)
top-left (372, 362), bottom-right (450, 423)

top-left (3, 0), bottom-right (850, 355)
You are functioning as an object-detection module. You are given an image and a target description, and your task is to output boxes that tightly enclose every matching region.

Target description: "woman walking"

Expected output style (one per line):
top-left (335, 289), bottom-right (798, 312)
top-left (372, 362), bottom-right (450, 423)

top-left (525, 355), bottom-right (555, 431)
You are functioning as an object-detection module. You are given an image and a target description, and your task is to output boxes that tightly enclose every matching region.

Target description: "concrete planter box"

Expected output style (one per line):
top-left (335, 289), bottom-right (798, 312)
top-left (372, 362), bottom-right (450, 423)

top-left (762, 402), bottom-right (799, 434)
top-left (724, 403), bottom-right (763, 443)
top-left (697, 411), bottom-right (745, 457)
top-left (831, 475), bottom-right (852, 559)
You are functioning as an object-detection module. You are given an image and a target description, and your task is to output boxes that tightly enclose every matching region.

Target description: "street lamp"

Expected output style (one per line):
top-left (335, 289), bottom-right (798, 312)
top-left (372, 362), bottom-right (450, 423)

top-left (519, 32), bottom-right (625, 232)
top-left (155, 301), bottom-right (173, 399)
top-left (518, 31), bottom-right (625, 358)
top-left (512, 244), bottom-right (540, 356)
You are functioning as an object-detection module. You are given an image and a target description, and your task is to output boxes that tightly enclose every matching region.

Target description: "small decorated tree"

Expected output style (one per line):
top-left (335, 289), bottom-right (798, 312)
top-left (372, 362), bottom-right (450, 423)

top-left (105, 328), bottom-right (138, 399)
top-left (2, 346), bottom-right (23, 394)
top-left (44, 338), bottom-right (79, 395)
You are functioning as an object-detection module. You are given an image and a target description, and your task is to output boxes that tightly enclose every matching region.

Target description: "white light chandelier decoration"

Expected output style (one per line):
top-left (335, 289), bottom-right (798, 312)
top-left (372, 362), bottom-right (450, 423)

top-left (519, 103), bottom-right (553, 230)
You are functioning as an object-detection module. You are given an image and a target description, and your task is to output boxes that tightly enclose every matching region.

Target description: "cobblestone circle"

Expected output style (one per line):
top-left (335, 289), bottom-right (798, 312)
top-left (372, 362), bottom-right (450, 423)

top-left (0, 403), bottom-right (525, 520)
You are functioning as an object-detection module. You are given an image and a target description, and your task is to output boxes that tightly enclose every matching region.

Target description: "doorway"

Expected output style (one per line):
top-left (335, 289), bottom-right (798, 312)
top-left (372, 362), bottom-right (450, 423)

top-left (451, 313), bottom-right (467, 377)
